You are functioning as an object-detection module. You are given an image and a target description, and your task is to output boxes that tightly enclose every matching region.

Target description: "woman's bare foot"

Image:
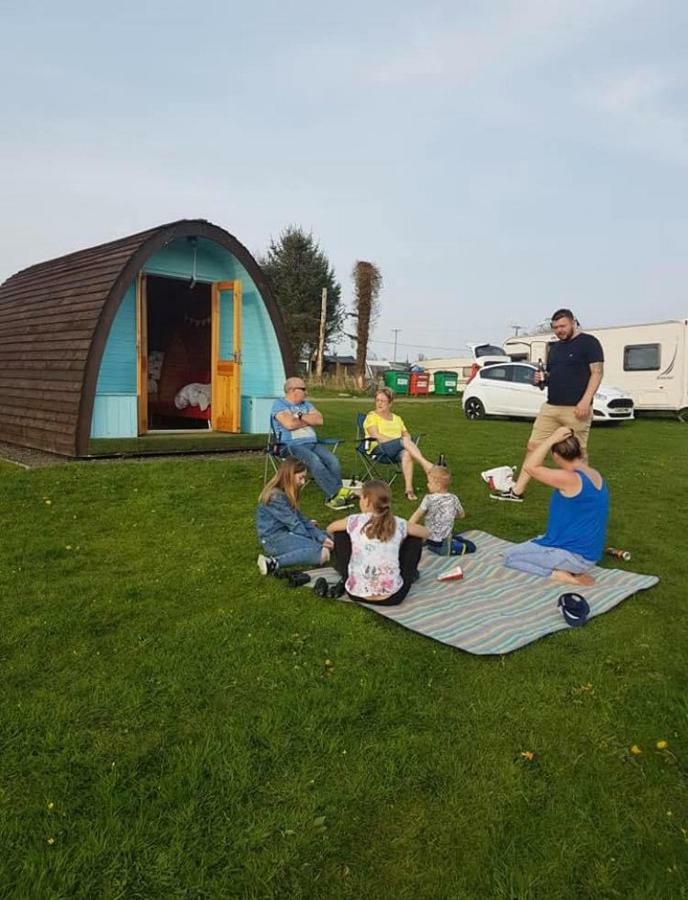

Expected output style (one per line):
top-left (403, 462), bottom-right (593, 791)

top-left (551, 569), bottom-right (596, 587)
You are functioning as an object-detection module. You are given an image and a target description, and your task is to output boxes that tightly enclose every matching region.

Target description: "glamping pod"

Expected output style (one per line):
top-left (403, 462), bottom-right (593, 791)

top-left (0, 220), bottom-right (293, 456)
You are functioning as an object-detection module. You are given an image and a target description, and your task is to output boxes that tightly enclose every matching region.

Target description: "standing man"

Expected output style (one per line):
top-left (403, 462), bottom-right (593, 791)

top-left (492, 308), bottom-right (604, 502)
top-left (272, 377), bottom-right (355, 510)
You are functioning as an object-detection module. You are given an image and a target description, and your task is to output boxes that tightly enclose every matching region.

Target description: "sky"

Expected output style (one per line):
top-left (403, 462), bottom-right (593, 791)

top-left (1, 0), bottom-right (687, 362)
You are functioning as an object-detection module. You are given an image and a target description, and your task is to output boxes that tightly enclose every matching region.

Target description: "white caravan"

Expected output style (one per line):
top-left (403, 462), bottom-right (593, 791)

top-left (503, 320), bottom-right (688, 419)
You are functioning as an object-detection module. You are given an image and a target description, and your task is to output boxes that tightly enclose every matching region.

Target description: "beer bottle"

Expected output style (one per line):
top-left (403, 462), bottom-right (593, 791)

top-left (606, 547), bottom-right (632, 561)
top-left (536, 358), bottom-right (546, 390)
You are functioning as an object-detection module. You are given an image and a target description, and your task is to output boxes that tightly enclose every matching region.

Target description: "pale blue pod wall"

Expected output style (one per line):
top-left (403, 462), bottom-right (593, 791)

top-left (91, 282), bottom-right (137, 437)
top-left (90, 236), bottom-right (285, 437)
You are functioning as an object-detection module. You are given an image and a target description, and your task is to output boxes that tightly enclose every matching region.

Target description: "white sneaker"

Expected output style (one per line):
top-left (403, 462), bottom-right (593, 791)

top-left (257, 554), bottom-right (279, 575)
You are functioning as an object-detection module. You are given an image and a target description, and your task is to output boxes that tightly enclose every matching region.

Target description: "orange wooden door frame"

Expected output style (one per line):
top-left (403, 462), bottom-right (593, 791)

top-left (136, 273), bottom-right (148, 435)
top-left (211, 280), bottom-right (242, 432)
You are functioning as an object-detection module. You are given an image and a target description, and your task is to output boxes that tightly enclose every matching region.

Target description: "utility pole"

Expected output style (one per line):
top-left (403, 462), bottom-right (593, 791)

top-left (315, 287), bottom-right (327, 378)
top-left (392, 328), bottom-right (401, 363)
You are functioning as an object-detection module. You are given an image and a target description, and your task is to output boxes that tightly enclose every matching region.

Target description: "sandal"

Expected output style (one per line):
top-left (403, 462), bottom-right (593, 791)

top-left (286, 571), bottom-right (311, 588)
top-left (405, 490), bottom-right (418, 501)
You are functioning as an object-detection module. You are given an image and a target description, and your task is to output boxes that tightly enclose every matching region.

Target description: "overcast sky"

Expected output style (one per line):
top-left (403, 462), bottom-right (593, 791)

top-left (2, 0), bottom-right (687, 361)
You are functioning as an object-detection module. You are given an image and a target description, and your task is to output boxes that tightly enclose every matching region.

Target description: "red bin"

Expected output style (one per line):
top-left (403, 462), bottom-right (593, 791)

top-left (409, 372), bottom-right (430, 396)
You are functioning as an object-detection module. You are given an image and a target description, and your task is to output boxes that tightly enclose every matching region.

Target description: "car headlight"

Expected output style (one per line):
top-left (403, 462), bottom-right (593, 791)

top-left (594, 392), bottom-right (605, 400)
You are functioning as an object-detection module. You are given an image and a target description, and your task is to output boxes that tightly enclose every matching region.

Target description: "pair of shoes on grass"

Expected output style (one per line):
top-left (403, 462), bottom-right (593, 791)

top-left (325, 487), bottom-right (357, 511)
top-left (313, 577), bottom-right (346, 599)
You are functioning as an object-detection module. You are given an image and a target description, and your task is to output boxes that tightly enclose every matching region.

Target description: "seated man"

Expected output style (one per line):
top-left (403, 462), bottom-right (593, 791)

top-left (272, 377), bottom-right (354, 511)
top-left (504, 427), bottom-right (609, 587)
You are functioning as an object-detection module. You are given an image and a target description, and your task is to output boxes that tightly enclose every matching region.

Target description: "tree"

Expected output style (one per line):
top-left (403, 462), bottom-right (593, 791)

top-left (260, 227), bottom-right (342, 365)
top-left (351, 260), bottom-right (383, 388)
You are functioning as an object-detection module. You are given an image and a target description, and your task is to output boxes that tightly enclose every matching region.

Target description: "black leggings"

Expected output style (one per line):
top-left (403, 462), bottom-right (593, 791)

top-left (332, 531), bottom-right (424, 606)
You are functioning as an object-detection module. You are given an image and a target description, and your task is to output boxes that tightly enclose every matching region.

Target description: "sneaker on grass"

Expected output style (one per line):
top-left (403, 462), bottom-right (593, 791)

top-left (325, 494), bottom-right (354, 511)
top-left (490, 488), bottom-right (523, 502)
top-left (325, 487), bottom-right (356, 511)
top-left (257, 554), bottom-right (279, 575)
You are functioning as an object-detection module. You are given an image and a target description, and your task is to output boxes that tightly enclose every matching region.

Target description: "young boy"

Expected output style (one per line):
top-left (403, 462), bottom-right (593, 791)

top-left (401, 437), bottom-right (473, 556)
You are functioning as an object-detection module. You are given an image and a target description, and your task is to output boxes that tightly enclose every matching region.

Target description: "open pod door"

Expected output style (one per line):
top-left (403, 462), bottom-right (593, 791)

top-left (136, 273), bottom-right (148, 435)
top-left (211, 280), bottom-right (242, 432)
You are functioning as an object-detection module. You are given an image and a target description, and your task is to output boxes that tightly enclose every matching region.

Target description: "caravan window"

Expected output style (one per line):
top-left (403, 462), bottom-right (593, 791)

top-left (624, 344), bottom-right (660, 371)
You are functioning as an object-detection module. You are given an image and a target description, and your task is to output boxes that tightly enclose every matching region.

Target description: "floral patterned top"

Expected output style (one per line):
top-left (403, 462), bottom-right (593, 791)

top-left (345, 513), bottom-right (407, 599)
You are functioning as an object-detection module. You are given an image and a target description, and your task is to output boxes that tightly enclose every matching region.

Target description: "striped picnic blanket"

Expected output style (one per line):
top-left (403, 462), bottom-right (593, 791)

top-left (307, 530), bottom-right (659, 655)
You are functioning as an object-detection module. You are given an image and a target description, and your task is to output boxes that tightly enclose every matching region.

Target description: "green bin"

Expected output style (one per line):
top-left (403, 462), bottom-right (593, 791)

top-left (383, 370), bottom-right (410, 395)
top-left (434, 370), bottom-right (459, 395)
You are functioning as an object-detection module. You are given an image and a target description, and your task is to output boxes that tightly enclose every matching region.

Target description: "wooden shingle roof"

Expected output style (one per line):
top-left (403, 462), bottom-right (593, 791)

top-left (0, 219), bottom-right (292, 456)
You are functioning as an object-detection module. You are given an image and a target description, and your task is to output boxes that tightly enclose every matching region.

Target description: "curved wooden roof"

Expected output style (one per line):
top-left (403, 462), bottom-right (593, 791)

top-left (0, 219), bottom-right (293, 456)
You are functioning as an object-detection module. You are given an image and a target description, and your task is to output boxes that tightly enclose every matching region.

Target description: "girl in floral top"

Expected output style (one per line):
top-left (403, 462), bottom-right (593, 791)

top-left (327, 480), bottom-right (428, 605)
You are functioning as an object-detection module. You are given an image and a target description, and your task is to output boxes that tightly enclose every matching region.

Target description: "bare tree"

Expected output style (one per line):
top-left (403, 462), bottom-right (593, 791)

top-left (351, 261), bottom-right (383, 388)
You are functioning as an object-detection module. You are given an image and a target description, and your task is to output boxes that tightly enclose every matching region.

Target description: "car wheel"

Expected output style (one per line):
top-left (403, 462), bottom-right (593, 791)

top-left (464, 397), bottom-right (486, 420)
top-left (678, 407), bottom-right (688, 423)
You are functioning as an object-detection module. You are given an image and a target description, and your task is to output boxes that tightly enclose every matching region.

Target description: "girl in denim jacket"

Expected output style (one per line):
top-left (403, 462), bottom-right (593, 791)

top-left (256, 457), bottom-right (334, 575)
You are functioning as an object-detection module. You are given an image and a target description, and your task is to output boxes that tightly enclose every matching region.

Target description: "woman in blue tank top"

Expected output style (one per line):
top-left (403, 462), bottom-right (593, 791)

top-left (504, 426), bottom-right (609, 587)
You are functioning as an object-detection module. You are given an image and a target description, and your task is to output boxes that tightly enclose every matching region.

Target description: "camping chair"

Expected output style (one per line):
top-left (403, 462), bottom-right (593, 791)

top-left (263, 419), bottom-right (344, 485)
top-left (354, 412), bottom-right (423, 486)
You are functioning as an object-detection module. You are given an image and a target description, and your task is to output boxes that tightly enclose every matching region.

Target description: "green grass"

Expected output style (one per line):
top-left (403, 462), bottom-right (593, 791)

top-left (306, 384), bottom-right (371, 398)
top-left (1, 403), bottom-right (687, 899)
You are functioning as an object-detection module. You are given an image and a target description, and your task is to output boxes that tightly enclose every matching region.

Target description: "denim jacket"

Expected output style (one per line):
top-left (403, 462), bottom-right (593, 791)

top-left (256, 490), bottom-right (328, 544)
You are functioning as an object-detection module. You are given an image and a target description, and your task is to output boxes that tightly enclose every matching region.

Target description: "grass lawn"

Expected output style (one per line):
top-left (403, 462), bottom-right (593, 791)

top-left (1, 403), bottom-right (687, 898)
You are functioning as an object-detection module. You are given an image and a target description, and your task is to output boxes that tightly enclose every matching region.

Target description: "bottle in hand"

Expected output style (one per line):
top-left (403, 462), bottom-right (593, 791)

top-left (535, 358), bottom-right (546, 390)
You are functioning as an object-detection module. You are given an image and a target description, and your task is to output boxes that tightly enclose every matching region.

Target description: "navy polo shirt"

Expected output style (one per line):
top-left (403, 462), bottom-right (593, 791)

top-left (547, 333), bottom-right (604, 406)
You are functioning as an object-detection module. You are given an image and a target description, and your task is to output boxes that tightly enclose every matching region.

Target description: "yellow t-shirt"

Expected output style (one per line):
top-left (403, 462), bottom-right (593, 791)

top-left (363, 411), bottom-right (407, 451)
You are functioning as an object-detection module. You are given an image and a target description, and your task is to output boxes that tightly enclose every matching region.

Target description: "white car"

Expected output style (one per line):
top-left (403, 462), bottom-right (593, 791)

top-left (462, 362), bottom-right (634, 422)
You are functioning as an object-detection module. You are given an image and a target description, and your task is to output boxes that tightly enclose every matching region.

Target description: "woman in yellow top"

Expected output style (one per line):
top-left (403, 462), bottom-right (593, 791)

top-left (364, 387), bottom-right (426, 500)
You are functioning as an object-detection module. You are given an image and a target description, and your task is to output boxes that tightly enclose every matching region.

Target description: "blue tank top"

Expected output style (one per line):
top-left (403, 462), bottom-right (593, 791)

top-left (534, 469), bottom-right (609, 562)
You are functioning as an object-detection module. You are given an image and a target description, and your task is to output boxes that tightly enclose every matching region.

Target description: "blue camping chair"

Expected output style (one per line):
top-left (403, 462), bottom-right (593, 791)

top-left (263, 418), bottom-right (344, 485)
top-left (354, 412), bottom-right (423, 486)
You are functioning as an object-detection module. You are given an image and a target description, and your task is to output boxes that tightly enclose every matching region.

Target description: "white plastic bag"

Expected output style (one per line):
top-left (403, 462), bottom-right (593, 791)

top-left (480, 465), bottom-right (516, 493)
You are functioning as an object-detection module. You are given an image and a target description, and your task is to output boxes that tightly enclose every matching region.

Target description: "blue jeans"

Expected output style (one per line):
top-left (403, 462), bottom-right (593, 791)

top-left (286, 442), bottom-right (342, 499)
top-left (261, 533), bottom-right (324, 567)
top-left (504, 540), bottom-right (594, 578)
